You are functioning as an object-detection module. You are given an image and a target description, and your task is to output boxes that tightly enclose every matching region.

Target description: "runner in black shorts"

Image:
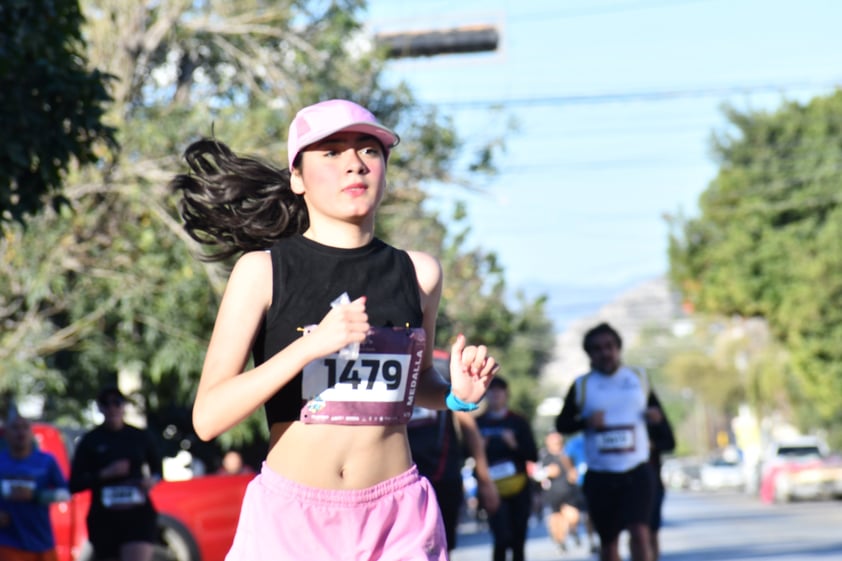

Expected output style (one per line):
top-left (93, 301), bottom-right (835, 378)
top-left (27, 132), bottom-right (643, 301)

top-left (69, 386), bottom-right (162, 561)
top-left (583, 463), bottom-right (654, 548)
top-left (556, 323), bottom-right (669, 561)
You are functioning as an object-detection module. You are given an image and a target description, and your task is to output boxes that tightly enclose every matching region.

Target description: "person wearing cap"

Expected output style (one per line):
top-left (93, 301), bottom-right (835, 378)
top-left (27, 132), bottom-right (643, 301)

top-left (169, 99), bottom-right (500, 560)
top-left (555, 322), bottom-right (667, 561)
top-left (476, 376), bottom-right (538, 561)
top-left (69, 387), bottom-right (163, 561)
top-left (0, 412), bottom-right (69, 561)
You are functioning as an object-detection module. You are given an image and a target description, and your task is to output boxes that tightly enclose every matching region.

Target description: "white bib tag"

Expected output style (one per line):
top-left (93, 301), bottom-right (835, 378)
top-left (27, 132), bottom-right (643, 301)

top-left (302, 352), bottom-right (412, 404)
top-left (595, 426), bottom-right (635, 453)
top-left (300, 327), bottom-right (426, 425)
top-left (101, 485), bottom-right (145, 508)
top-left (1, 479), bottom-right (36, 498)
top-left (488, 461), bottom-right (518, 481)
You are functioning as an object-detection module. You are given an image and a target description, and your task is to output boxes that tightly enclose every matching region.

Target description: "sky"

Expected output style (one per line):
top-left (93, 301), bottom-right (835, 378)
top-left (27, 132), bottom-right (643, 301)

top-left (363, 0), bottom-right (842, 330)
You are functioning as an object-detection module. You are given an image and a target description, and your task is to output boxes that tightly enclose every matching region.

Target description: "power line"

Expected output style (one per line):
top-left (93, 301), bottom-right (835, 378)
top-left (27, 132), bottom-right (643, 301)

top-left (508, 0), bottom-right (720, 22)
top-left (461, 133), bottom-right (842, 175)
top-left (371, 0), bottom-right (719, 30)
top-left (420, 80), bottom-right (842, 109)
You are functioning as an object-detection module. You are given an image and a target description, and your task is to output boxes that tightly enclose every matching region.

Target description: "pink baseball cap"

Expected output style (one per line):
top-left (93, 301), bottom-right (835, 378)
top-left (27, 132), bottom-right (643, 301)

top-left (287, 99), bottom-right (400, 169)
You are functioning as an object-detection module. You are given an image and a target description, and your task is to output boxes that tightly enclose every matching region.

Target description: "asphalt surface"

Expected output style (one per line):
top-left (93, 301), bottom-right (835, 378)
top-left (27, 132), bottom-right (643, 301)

top-left (449, 489), bottom-right (842, 561)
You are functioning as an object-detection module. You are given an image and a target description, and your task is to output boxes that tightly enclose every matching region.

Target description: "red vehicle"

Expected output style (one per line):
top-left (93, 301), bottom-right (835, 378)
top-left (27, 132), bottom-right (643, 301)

top-left (759, 437), bottom-right (842, 504)
top-left (29, 423), bottom-right (251, 561)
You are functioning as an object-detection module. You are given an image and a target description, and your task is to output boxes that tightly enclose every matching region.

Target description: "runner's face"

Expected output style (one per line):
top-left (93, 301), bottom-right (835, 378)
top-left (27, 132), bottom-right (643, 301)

top-left (485, 386), bottom-right (508, 410)
top-left (587, 333), bottom-right (621, 374)
top-left (545, 433), bottom-right (562, 453)
top-left (99, 397), bottom-right (125, 428)
top-left (5, 417), bottom-right (32, 453)
top-left (293, 132), bottom-right (386, 226)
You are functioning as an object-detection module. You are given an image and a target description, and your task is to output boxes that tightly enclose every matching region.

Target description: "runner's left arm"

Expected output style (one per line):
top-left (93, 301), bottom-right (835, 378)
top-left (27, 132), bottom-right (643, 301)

top-left (555, 384), bottom-right (585, 435)
top-left (143, 429), bottom-right (164, 486)
top-left (647, 390), bottom-right (676, 453)
top-left (456, 411), bottom-right (500, 514)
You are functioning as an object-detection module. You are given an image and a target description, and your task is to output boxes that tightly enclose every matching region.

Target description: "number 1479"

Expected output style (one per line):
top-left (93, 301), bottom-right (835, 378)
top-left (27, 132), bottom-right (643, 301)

top-left (324, 358), bottom-right (403, 390)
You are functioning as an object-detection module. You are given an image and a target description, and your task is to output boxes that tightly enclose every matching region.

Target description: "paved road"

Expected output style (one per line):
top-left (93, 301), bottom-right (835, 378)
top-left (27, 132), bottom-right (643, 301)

top-left (450, 490), bottom-right (842, 561)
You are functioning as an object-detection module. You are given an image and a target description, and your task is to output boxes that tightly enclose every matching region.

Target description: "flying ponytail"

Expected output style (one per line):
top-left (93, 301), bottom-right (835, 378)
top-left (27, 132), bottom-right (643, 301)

top-left (170, 138), bottom-right (309, 261)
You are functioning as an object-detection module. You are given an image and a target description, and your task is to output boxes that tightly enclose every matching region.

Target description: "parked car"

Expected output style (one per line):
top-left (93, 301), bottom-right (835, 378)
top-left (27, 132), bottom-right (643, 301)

top-left (700, 457), bottom-right (746, 491)
top-left (662, 457), bottom-right (702, 490)
top-left (759, 436), bottom-right (842, 503)
top-left (27, 422), bottom-right (251, 561)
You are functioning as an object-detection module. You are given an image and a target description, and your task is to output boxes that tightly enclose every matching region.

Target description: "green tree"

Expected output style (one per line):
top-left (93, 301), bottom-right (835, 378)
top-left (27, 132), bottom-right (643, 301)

top-left (1, 0), bottom-right (554, 450)
top-left (669, 91), bottom-right (842, 441)
top-left (0, 0), bottom-right (115, 230)
top-left (626, 318), bottom-right (745, 454)
top-left (406, 200), bottom-right (554, 418)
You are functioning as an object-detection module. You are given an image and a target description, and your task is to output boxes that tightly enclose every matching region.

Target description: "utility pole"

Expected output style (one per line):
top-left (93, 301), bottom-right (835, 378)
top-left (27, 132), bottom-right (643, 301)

top-left (376, 24), bottom-right (499, 59)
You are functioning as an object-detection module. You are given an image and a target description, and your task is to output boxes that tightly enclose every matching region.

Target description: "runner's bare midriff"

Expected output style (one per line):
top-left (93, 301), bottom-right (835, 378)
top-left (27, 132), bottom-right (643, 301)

top-left (266, 422), bottom-right (412, 489)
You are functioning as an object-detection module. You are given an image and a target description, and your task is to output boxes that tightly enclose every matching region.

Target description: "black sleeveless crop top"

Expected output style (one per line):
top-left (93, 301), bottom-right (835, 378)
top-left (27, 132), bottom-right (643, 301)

top-left (253, 234), bottom-right (425, 426)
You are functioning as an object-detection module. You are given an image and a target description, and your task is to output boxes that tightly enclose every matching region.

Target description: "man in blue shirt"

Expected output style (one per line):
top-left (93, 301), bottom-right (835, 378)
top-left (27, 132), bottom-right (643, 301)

top-left (0, 412), bottom-right (69, 561)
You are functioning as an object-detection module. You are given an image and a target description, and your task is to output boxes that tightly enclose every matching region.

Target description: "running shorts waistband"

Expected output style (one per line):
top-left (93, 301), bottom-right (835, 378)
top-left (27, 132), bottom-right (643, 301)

top-left (257, 462), bottom-right (422, 506)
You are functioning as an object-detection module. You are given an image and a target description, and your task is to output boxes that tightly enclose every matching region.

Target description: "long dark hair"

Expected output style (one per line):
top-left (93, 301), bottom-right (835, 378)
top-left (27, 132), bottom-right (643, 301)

top-left (170, 138), bottom-right (309, 261)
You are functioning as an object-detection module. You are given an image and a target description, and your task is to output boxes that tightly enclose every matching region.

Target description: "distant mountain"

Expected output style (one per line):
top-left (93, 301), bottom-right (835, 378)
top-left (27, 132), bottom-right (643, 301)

top-left (540, 276), bottom-right (685, 392)
top-left (515, 275), bottom-right (665, 333)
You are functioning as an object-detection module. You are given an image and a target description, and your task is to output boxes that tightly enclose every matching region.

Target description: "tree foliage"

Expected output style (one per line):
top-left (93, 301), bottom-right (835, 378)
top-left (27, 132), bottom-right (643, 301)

top-left (1, 0), bottom-right (554, 453)
top-left (0, 0), bottom-right (115, 230)
top-left (669, 91), bottom-right (842, 437)
top-left (624, 316), bottom-right (801, 454)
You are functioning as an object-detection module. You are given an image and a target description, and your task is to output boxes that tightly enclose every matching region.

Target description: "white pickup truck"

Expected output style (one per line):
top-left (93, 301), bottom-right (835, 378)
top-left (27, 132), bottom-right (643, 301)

top-left (759, 436), bottom-right (842, 503)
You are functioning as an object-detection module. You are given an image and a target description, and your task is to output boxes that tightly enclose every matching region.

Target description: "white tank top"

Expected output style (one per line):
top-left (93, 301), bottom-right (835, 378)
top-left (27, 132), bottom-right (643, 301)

top-left (576, 366), bottom-right (650, 472)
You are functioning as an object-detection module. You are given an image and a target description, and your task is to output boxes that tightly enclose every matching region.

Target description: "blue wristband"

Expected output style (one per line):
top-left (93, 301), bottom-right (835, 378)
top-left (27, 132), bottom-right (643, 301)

top-left (445, 386), bottom-right (479, 412)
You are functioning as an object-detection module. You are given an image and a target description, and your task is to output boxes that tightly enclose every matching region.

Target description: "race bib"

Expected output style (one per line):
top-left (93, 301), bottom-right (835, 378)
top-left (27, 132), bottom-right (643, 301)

top-left (595, 425), bottom-right (635, 453)
top-left (1, 478), bottom-right (36, 498)
top-left (488, 461), bottom-right (517, 481)
top-left (101, 485), bottom-right (145, 509)
top-left (489, 461), bottom-right (528, 498)
top-left (300, 326), bottom-right (426, 425)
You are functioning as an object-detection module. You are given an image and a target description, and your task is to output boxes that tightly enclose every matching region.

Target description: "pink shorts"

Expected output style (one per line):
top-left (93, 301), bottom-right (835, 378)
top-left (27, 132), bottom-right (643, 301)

top-left (225, 463), bottom-right (448, 561)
